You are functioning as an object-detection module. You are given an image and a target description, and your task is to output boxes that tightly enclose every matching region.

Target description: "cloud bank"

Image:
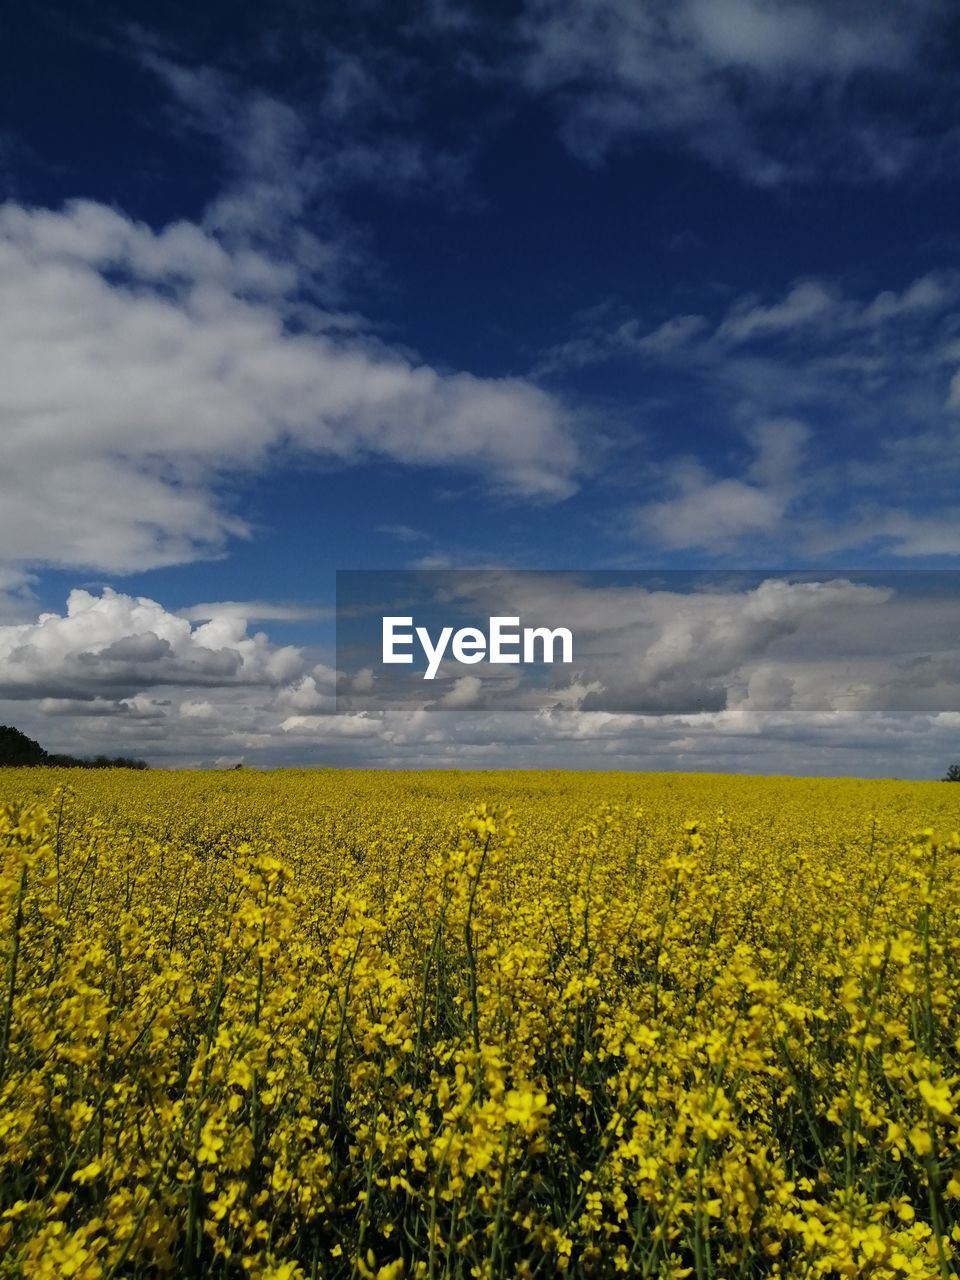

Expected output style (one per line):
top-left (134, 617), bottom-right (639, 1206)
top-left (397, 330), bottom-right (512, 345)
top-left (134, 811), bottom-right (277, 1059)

top-left (1, 582), bottom-right (956, 779)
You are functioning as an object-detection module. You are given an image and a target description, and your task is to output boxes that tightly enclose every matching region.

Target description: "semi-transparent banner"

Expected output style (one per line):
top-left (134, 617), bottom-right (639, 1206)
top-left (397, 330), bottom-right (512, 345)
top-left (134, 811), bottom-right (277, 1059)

top-left (335, 569), bottom-right (960, 714)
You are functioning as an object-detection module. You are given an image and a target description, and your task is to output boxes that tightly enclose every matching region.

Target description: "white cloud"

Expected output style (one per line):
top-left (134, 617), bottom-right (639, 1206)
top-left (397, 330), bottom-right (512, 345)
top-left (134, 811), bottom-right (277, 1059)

top-left (716, 272), bottom-right (960, 345)
top-left (632, 419), bottom-right (808, 549)
top-left (0, 588), bottom-right (304, 701)
top-left (438, 675), bottom-right (484, 708)
top-left (352, 667), bottom-right (375, 693)
top-left (280, 713), bottom-right (382, 738)
top-left (0, 196), bottom-right (578, 573)
top-left (716, 281), bottom-right (840, 343)
top-left (276, 671), bottom-right (338, 713)
top-left (636, 471), bottom-right (783, 548)
top-left (684, 0), bottom-right (884, 74)
top-left (541, 272), bottom-right (960, 375)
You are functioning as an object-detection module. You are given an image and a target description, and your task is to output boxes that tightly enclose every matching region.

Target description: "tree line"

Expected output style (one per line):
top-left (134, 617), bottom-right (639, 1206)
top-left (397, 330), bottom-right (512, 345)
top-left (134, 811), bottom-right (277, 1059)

top-left (0, 724), bottom-right (148, 769)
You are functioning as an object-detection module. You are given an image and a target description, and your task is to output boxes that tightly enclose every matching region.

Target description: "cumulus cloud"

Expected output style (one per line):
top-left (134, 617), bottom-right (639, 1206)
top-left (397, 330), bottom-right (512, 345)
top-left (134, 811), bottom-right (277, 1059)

top-left (561, 577), bottom-right (960, 718)
top-left (441, 574), bottom-right (903, 715)
top-left (437, 675), bottom-right (484, 708)
top-left (0, 588), bottom-right (303, 701)
top-left (0, 196), bottom-right (578, 574)
top-left (513, 0), bottom-right (954, 183)
top-left (276, 671), bottom-right (339, 714)
top-left (635, 470), bottom-right (783, 549)
top-left (280, 713), bottom-right (382, 738)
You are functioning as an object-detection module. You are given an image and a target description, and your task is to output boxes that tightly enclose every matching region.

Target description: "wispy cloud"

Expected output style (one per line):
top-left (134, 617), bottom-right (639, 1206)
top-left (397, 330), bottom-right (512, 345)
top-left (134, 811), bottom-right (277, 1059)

top-left (138, 44), bottom-right (470, 288)
top-left (511, 0), bottom-right (956, 184)
top-left (538, 268), bottom-right (960, 559)
top-left (631, 419), bottom-right (808, 551)
top-left (375, 523), bottom-right (430, 543)
top-left (179, 601), bottom-right (333, 623)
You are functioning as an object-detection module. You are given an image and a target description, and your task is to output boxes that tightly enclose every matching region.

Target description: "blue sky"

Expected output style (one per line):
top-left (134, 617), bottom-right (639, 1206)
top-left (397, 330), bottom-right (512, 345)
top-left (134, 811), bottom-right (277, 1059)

top-left (1, 0), bottom-right (960, 773)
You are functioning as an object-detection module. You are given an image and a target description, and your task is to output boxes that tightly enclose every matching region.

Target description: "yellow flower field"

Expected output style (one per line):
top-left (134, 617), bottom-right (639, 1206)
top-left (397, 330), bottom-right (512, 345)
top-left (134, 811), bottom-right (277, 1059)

top-left (0, 769), bottom-right (958, 1279)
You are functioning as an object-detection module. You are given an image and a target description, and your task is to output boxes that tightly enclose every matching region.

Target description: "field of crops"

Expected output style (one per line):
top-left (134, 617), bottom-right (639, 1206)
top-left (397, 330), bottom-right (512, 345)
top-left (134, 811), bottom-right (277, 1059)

top-left (0, 769), bottom-right (958, 1279)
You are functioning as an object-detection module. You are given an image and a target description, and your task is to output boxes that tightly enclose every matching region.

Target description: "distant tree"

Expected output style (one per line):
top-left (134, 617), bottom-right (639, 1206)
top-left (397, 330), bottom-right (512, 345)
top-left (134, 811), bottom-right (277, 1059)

top-left (84, 754), bottom-right (149, 770)
top-left (0, 725), bottom-right (50, 765)
top-left (0, 724), bottom-right (148, 769)
top-left (944, 763), bottom-right (960, 782)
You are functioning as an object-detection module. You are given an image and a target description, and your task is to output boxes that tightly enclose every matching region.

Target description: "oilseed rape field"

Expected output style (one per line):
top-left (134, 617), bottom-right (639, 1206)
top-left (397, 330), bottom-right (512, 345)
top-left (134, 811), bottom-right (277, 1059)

top-left (1, 771), bottom-right (959, 1279)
